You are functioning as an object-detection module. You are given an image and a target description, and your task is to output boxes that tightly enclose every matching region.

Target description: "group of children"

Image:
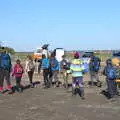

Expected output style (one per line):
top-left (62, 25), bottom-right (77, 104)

top-left (0, 48), bottom-right (120, 101)
top-left (12, 55), bottom-right (36, 92)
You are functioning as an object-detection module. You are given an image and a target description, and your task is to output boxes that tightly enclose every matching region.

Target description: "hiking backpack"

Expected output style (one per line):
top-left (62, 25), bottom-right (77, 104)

top-left (106, 66), bottom-right (117, 80)
top-left (42, 58), bottom-right (49, 69)
top-left (90, 57), bottom-right (101, 72)
top-left (50, 59), bottom-right (58, 68)
top-left (16, 65), bottom-right (23, 74)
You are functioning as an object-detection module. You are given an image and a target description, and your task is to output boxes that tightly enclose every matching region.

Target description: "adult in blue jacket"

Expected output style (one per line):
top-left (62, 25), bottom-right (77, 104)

top-left (49, 53), bottom-right (59, 87)
top-left (0, 47), bottom-right (12, 93)
top-left (41, 54), bottom-right (50, 88)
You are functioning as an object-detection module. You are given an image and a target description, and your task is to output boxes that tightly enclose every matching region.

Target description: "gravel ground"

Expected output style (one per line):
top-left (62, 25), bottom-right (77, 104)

top-left (0, 72), bottom-right (120, 120)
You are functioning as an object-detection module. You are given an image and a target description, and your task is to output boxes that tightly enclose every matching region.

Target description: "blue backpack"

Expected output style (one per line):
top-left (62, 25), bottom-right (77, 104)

top-left (90, 57), bottom-right (101, 72)
top-left (106, 66), bottom-right (116, 80)
top-left (84, 63), bottom-right (89, 73)
top-left (42, 58), bottom-right (49, 69)
top-left (50, 58), bottom-right (59, 71)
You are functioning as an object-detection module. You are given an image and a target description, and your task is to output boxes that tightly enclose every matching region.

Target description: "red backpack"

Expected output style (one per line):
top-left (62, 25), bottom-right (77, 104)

top-left (15, 64), bottom-right (23, 74)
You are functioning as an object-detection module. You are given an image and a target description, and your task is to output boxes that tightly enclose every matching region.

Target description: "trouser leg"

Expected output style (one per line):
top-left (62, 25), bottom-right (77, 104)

top-left (63, 72), bottom-right (68, 88)
top-left (16, 77), bottom-right (22, 92)
top-left (16, 77), bottom-right (22, 88)
top-left (43, 69), bottom-right (49, 87)
top-left (49, 70), bottom-right (53, 86)
top-left (107, 80), bottom-right (114, 98)
top-left (0, 69), bottom-right (4, 91)
top-left (90, 72), bottom-right (94, 85)
top-left (78, 77), bottom-right (84, 97)
top-left (5, 70), bottom-right (11, 87)
top-left (28, 71), bottom-right (34, 84)
top-left (53, 71), bottom-right (59, 86)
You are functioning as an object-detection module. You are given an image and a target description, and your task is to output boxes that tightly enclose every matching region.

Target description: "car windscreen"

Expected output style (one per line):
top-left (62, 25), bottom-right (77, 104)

top-left (36, 49), bottom-right (42, 53)
top-left (82, 52), bottom-right (93, 58)
top-left (113, 52), bottom-right (120, 57)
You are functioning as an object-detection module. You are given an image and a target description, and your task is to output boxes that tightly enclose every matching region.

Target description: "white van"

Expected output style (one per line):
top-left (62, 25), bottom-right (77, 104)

top-left (33, 44), bottom-right (49, 61)
top-left (33, 47), bottom-right (43, 61)
top-left (54, 48), bottom-right (65, 62)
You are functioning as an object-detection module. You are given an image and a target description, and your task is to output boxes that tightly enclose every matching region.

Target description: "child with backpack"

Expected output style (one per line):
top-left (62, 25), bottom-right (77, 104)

top-left (103, 59), bottom-right (118, 99)
top-left (12, 59), bottom-right (24, 92)
top-left (41, 54), bottom-right (50, 88)
top-left (67, 52), bottom-right (85, 99)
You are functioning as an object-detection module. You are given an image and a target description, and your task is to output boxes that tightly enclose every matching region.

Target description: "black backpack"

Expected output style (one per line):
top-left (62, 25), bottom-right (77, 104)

top-left (105, 66), bottom-right (117, 80)
top-left (90, 56), bottom-right (101, 72)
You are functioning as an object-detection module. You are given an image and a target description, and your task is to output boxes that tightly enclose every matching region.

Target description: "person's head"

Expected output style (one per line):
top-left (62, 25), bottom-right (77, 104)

top-left (50, 53), bottom-right (55, 58)
top-left (1, 47), bottom-right (7, 54)
top-left (62, 55), bottom-right (66, 59)
top-left (42, 54), bottom-right (46, 59)
top-left (16, 59), bottom-right (21, 64)
top-left (74, 52), bottom-right (80, 59)
top-left (27, 55), bottom-right (33, 61)
top-left (106, 59), bottom-right (112, 65)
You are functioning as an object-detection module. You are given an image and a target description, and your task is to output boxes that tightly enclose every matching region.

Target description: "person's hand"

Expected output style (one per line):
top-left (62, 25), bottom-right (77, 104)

top-left (11, 73), bottom-right (14, 77)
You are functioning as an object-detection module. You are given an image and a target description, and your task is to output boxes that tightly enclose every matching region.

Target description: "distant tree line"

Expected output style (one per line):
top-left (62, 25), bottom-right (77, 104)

top-left (0, 46), bottom-right (15, 54)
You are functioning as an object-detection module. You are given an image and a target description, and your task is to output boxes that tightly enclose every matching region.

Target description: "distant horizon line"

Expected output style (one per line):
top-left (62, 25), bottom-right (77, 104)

top-left (16, 49), bottom-right (120, 53)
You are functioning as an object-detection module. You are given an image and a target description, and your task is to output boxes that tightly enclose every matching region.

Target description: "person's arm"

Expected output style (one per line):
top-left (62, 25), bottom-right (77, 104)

top-left (12, 65), bottom-right (15, 77)
top-left (103, 67), bottom-right (106, 76)
top-left (67, 63), bottom-right (72, 74)
top-left (8, 54), bottom-right (12, 72)
top-left (25, 61), bottom-right (29, 72)
top-left (21, 65), bottom-right (24, 74)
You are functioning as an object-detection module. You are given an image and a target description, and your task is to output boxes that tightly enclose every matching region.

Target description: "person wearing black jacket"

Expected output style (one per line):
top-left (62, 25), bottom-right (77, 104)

top-left (103, 59), bottom-right (118, 99)
top-left (89, 54), bottom-right (101, 87)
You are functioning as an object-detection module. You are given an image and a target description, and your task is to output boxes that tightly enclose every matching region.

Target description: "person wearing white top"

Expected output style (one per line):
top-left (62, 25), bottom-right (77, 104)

top-left (25, 55), bottom-right (35, 88)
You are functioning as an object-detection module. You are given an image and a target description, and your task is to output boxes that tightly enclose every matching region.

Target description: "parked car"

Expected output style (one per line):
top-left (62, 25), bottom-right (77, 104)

top-left (33, 44), bottom-right (49, 62)
top-left (81, 51), bottom-right (94, 64)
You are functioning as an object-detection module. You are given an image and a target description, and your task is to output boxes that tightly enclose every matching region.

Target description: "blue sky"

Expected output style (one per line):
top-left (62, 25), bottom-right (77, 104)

top-left (0, 0), bottom-right (120, 51)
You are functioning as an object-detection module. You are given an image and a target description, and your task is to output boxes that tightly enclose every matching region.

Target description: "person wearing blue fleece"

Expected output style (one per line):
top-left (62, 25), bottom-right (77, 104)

top-left (0, 47), bottom-right (12, 93)
top-left (49, 53), bottom-right (59, 87)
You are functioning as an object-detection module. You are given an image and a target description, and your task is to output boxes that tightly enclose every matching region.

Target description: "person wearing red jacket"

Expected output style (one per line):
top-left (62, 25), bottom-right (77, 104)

top-left (12, 59), bottom-right (24, 92)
